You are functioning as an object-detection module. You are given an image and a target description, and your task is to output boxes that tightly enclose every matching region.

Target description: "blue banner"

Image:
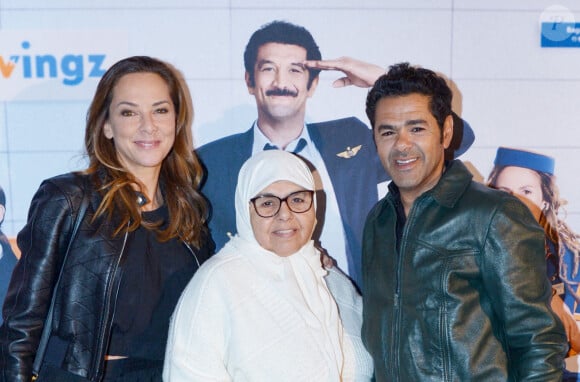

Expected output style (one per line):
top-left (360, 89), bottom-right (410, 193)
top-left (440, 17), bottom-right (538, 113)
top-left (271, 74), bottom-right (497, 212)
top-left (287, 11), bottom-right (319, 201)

top-left (541, 22), bottom-right (580, 48)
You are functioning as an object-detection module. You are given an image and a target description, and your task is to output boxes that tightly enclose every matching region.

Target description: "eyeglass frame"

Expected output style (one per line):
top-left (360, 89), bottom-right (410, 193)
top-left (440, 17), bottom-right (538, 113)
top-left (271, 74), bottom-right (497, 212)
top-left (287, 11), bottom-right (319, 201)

top-left (249, 190), bottom-right (315, 218)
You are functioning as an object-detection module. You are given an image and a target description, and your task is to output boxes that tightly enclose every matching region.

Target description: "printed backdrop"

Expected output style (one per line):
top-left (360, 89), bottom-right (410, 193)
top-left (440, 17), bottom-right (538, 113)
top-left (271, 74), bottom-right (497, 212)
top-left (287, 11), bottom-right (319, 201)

top-left (1, 0), bottom-right (580, 239)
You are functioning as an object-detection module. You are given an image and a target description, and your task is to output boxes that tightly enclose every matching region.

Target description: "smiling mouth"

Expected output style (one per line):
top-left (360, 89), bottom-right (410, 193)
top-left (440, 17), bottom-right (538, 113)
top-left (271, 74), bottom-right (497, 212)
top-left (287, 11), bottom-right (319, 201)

top-left (135, 140), bottom-right (159, 148)
top-left (396, 158), bottom-right (417, 165)
top-left (273, 228), bottom-right (296, 236)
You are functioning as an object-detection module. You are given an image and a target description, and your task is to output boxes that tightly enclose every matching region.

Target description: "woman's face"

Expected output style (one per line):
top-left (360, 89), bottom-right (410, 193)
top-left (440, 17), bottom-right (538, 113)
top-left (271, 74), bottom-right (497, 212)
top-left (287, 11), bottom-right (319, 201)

top-left (103, 72), bottom-right (176, 180)
top-left (249, 180), bottom-right (316, 257)
top-left (494, 165), bottom-right (545, 221)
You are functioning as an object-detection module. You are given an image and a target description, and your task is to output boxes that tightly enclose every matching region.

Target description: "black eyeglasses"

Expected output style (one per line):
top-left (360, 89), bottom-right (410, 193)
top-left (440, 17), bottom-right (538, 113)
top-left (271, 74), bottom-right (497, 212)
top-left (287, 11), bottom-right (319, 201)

top-left (250, 190), bottom-right (314, 218)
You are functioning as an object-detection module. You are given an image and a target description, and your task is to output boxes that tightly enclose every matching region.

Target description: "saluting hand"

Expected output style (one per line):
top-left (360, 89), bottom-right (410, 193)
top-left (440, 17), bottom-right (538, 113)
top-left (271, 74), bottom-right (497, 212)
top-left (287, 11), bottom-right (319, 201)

top-left (304, 57), bottom-right (385, 88)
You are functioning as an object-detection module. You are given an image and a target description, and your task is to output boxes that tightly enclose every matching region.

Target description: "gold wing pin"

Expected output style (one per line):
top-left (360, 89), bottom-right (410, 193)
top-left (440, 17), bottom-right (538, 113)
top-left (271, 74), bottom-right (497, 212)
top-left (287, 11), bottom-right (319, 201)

top-left (336, 145), bottom-right (362, 159)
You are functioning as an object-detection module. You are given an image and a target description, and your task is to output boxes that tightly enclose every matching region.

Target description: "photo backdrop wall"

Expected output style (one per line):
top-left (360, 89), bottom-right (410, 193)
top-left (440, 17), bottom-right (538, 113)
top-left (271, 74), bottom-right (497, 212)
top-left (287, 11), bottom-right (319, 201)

top-left (1, 0), bottom-right (579, 238)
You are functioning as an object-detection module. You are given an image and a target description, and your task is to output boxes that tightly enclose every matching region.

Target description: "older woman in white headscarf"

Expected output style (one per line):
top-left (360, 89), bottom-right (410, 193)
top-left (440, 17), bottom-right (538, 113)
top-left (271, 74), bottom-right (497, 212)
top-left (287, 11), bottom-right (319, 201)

top-left (163, 150), bottom-right (373, 381)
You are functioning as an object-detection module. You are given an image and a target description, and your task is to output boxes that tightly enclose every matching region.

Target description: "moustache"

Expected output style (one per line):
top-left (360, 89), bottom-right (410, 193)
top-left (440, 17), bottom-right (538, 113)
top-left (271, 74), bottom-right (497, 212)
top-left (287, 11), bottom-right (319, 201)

top-left (390, 149), bottom-right (413, 159)
top-left (266, 88), bottom-right (298, 97)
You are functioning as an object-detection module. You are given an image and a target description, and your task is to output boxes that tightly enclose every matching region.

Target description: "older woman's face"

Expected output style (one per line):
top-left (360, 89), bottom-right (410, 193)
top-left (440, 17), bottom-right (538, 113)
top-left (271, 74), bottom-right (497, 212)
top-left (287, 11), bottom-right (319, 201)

top-left (495, 165), bottom-right (545, 222)
top-left (250, 180), bottom-right (315, 257)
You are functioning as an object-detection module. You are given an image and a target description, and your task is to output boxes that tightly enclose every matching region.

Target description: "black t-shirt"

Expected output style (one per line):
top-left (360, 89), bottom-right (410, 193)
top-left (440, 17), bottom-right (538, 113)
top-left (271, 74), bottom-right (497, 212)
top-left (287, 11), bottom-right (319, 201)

top-left (387, 184), bottom-right (406, 253)
top-left (108, 205), bottom-right (209, 360)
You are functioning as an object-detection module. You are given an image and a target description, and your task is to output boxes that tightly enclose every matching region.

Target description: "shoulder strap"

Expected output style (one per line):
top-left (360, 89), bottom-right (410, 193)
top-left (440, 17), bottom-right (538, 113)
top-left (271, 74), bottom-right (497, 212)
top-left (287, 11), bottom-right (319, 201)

top-left (32, 193), bottom-right (90, 377)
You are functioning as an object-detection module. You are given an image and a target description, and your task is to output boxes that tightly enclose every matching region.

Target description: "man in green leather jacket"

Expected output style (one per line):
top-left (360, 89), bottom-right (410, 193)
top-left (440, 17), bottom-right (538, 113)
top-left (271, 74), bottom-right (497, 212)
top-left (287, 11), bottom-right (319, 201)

top-left (361, 62), bottom-right (567, 381)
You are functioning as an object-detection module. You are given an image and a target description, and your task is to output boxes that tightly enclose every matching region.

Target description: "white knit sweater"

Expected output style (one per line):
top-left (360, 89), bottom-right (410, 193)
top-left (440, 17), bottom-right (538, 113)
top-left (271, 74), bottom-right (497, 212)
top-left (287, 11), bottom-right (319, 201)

top-left (163, 244), bottom-right (373, 382)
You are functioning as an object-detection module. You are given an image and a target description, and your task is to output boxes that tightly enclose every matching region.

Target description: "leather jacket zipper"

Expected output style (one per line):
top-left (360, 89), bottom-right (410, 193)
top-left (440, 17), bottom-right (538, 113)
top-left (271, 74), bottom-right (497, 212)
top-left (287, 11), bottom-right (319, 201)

top-left (392, 198), bottom-right (421, 380)
top-left (92, 227), bottom-right (129, 380)
top-left (392, 221), bottom-right (405, 378)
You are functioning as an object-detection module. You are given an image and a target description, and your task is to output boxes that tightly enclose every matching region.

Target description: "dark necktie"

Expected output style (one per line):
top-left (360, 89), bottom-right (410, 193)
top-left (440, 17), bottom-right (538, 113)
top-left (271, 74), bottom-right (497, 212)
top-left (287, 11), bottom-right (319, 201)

top-left (263, 138), bottom-right (307, 154)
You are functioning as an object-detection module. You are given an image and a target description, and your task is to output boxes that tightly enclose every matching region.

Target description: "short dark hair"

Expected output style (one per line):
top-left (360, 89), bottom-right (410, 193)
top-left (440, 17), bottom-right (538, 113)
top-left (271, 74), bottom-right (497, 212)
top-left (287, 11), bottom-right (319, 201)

top-left (244, 20), bottom-right (322, 88)
top-left (365, 62), bottom-right (452, 132)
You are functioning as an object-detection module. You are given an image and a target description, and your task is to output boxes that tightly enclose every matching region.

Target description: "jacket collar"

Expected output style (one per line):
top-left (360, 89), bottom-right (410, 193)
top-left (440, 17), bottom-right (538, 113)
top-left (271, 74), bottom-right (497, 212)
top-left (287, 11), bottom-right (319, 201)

top-left (388, 160), bottom-right (473, 209)
top-left (429, 160), bottom-right (473, 208)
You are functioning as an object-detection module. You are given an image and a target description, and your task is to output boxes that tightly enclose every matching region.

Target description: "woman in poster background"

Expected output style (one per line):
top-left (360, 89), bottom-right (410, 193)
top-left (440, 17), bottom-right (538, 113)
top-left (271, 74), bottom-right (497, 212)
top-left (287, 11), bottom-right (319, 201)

top-left (488, 147), bottom-right (580, 357)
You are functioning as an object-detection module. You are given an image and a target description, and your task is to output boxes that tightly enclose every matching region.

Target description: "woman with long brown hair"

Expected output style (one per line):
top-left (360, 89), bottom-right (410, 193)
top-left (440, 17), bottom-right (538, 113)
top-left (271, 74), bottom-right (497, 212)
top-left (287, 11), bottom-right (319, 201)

top-left (0, 56), bottom-right (213, 382)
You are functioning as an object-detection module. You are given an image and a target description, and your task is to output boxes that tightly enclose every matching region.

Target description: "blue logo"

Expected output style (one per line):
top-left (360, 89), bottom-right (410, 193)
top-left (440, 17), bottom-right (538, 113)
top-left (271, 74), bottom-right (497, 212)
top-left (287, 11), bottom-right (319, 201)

top-left (0, 41), bottom-right (107, 85)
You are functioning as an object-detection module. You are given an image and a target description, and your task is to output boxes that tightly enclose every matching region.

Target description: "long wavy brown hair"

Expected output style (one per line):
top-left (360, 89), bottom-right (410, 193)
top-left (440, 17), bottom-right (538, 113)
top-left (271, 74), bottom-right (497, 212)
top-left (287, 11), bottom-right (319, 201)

top-left (84, 56), bottom-right (208, 247)
top-left (488, 165), bottom-right (580, 278)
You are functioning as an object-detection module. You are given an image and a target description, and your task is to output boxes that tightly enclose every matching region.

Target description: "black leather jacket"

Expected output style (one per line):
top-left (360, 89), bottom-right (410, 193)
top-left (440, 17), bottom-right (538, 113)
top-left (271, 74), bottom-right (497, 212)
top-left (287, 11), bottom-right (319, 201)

top-left (362, 160), bottom-right (567, 381)
top-left (0, 172), bottom-right (210, 381)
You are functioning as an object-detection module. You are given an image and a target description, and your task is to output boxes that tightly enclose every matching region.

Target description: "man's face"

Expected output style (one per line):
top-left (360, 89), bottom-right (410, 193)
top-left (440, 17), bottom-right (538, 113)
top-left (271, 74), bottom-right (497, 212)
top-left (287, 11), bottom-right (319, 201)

top-left (373, 93), bottom-right (453, 202)
top-left (246, 42), bottom-right (318, 123)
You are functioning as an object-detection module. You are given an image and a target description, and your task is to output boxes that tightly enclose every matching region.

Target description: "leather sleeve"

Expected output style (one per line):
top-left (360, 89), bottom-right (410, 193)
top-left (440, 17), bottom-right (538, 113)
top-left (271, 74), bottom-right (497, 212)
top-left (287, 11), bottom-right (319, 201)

top-left (481, 195), bottom-right (568, 381)
top-left (0, 178), bottom-right (78, 382)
